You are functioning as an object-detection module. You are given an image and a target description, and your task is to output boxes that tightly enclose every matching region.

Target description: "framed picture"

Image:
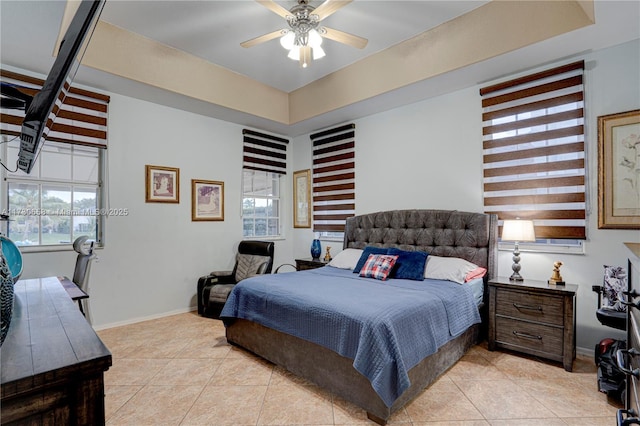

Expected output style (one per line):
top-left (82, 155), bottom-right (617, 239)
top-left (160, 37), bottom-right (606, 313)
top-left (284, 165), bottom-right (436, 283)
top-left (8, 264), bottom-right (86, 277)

top-left (293, 169), bottom-right (311, 228)
top-left (598, 109), bottom-right (640, 229)
top-left (145, 165), bottom-right (179, 203)
top-left (192, 179), bottom-right (224, 221)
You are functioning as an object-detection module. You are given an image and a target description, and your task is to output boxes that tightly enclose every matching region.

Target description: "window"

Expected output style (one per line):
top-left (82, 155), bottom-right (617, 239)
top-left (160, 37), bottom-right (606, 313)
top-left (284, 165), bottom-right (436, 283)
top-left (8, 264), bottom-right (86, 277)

top-left (242, 170), bottom-right (281, 238)
top-left (311, 123), bottom-right (355, 239)
top-left (3, 140), bottom-right (103, 247)
top-left (0, 69), bottom-right (109, 249)
top-left (480, 61), bottom-right (586, 250)
top-left (241, 129), bottom-right (288, 238)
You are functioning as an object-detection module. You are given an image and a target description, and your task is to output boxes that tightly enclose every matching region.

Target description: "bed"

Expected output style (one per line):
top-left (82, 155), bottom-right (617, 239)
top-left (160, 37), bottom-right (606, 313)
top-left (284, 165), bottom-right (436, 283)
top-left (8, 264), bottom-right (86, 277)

top-left (221, 209), bottom-right (498, 424)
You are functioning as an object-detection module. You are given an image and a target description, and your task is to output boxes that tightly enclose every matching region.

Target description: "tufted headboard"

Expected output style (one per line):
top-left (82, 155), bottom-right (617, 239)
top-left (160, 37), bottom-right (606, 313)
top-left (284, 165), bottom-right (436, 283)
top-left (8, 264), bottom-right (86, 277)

top-left (343, 209), bottom-right (498, 279)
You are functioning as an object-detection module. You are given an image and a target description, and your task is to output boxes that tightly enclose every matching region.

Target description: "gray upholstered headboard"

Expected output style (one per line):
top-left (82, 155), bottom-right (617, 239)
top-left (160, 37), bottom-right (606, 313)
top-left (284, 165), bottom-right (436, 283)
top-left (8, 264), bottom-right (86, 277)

top-left (343, 209), bottom-right (498, 279)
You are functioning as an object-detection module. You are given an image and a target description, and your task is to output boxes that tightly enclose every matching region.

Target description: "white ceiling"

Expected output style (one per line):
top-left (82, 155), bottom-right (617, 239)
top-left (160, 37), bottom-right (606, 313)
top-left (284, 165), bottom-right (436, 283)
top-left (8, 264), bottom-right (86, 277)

top-left (1, 1), bottom-right (639, 137)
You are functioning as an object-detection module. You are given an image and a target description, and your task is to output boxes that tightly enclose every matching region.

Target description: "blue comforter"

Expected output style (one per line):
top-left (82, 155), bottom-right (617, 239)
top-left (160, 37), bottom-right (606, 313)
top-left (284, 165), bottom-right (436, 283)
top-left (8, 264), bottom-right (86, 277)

top-left (220, 266), bottom-right (481, 407)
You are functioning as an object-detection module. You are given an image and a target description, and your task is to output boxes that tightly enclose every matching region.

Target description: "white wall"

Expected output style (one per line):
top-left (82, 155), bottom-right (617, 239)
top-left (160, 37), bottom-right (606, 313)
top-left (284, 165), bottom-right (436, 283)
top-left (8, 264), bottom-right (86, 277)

top-left (292, 39), bottom-right (640, 352)
top-left (18, 94), bottom-right (294, 328)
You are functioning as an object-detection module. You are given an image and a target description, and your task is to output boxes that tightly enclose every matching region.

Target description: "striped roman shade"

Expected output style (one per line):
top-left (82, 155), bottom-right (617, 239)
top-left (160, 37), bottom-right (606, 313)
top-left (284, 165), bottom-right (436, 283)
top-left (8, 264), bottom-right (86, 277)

top-left (0, 69), bottom-right (109, 149)
top-left (242, 129), bottom-right (288, 175)
top-left (311, 123), bottom-right (355, 233)
top-left (480, 60), bottom-right (586, 239)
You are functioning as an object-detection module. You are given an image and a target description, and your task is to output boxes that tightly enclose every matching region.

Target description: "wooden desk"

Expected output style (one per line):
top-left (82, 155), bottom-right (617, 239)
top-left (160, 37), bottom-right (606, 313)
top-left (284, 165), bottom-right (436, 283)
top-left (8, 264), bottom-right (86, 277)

top-left (1, 277), bottom-right (112, 425)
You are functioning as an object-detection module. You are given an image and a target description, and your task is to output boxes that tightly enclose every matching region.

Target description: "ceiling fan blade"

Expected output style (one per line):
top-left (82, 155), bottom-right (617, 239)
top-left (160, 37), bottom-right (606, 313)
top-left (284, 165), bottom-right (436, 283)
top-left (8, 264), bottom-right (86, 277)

top-left (322, 26), bottom-right (368, 49)
top-left (313, 0), bottom-right (352, 21)
top-left (256, 0), bottom-right (291, 19)
top-left (241, 29), bottom-right (285, 48)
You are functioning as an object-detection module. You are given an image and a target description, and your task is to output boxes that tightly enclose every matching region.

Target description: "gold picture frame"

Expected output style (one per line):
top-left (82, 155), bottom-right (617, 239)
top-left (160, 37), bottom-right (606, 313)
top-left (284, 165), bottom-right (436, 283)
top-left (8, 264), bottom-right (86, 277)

top-left (293, 169), bottom-right (311, 228)
top-left (192, 179), bottom-right (224, 221)
top-left (145, 165), bottom-right (179, 203)
top-left (598, 109), bottom-right (640, 229)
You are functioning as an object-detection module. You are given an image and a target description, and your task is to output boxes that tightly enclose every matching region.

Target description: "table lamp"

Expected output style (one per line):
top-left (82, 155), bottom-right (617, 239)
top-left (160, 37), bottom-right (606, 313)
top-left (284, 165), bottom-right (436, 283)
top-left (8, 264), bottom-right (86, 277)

top-left (501, 219), bottom-right (536, 281)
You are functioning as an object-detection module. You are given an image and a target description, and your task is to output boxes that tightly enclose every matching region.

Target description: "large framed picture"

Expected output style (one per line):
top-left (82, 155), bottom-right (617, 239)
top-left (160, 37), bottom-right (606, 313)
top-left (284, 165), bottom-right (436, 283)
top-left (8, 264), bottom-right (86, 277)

top-left (192, 179), bottom-right (224, 221)
top-left (293, 169), bottom-right (311, 228)
top-left (145, 165), bottom-right (179, 203)
top-left (598, 109), bottom-right (640, 229)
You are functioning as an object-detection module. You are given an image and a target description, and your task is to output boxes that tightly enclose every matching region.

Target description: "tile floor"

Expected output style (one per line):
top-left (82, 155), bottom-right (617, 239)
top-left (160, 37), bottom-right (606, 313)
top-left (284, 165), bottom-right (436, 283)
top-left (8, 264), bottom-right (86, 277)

top-left (98, 312), bottom-right (621, 425)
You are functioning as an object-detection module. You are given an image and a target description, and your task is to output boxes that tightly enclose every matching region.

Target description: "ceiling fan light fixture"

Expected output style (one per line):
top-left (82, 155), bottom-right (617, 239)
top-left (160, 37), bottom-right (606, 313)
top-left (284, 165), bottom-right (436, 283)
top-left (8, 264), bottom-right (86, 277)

top-left (312, 45), bottom-right (325, 60)
top-left (308, 29), bottom-right (323, 48)
top-left (280, 31), bottom-right (295, 50)
top-left (288, 46), bottom-right (300, 60)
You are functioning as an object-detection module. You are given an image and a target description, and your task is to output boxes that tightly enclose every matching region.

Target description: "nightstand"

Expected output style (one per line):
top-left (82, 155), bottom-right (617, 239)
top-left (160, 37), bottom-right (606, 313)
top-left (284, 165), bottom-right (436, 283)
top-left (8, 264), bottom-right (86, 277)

top-left (488, 276), bottom-right (577, 371)
top-left (295, 258), bottom-right (329, 271)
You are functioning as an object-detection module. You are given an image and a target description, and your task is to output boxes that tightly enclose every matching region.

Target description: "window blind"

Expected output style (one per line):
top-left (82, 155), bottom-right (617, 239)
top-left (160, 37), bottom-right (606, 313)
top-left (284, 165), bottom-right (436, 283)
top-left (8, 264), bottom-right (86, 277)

top-left (242, 129), bottom-right (288, 175)
top-left (0, 69), bottom-right (109, 149)
top-left (311, 123), bottom-right (355, 233)
top-left (480, 60), bottom-right (586, 239)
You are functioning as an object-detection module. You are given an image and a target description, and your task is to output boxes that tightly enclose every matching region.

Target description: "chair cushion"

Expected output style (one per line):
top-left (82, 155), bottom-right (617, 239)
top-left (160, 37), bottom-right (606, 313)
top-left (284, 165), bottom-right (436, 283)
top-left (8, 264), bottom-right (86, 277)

top-left (208, 284), bottom-right (235, 304)
top-left (235, 254), bottom-right (272, 282)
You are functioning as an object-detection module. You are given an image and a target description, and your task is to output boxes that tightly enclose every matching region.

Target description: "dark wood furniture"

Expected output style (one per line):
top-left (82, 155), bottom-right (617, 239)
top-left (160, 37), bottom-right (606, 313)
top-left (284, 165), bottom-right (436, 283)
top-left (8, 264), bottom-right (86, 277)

top-left (1, 277), bottom-right (112, 425)
top-left (227, 209), bottom-right (498, 425)
top-left (295, 258), bottom-right (329, 271)
top-left (58, 275), bottom-right (89, 315)
top-left (488, 276), bottom-right (577, 371)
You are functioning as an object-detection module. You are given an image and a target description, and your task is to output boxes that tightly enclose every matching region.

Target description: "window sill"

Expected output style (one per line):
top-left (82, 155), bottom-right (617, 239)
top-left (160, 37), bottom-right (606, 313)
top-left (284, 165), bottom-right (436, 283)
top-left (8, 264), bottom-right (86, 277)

top-left (14, 244), bottom-right (103, 254)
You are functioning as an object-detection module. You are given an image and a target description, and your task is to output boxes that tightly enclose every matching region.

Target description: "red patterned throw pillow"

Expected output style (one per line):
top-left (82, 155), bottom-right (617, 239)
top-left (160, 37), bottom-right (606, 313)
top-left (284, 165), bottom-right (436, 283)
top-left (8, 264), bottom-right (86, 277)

top-left (359, 254), bottom-right (399, 281)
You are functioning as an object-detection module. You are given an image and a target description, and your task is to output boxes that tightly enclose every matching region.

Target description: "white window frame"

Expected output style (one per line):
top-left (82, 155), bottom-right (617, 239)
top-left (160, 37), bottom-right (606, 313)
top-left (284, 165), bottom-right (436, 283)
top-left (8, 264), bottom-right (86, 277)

top-left (241, 169), bottom-right (282, 239)
top-left (1, 138), bottom-right (104, 251)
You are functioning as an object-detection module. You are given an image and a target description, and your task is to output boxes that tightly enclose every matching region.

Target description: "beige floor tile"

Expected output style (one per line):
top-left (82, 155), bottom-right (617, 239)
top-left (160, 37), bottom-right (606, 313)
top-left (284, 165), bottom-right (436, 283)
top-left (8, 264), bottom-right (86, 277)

top-left (104, 358), bottom-right (170, 386)
top-left (181, 385), bottom-right (268, 425)
top-left (104, 385), bottom-right (142, 421)
top-left (488, 420), bottom-right (568, 426)
top-left (412, 422), bottom-right (490, 426)
top-left (148, 358), bottom-right (223, 386)
top-left (208, 355), bottom-right (274, 386)
top-left (446, 354), bottom-right (510, 382)
top-left (562, 416), bottom-right (617, 425)
top-left (257, 383), bottom-right (334, 425)
top-left (405, 386), bottom-right (485, 422)
top-left (106, 385), bottom-right (203, 425)
top-left (455, 379), bottom-right (556, 420)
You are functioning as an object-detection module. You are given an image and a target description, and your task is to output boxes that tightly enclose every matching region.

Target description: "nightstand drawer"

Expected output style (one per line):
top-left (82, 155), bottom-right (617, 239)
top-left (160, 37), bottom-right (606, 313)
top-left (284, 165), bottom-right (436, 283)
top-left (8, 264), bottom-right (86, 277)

top-left (495, 288), bottom-right (564, 326)
top-left (495, 316), bottom-right (563, 356)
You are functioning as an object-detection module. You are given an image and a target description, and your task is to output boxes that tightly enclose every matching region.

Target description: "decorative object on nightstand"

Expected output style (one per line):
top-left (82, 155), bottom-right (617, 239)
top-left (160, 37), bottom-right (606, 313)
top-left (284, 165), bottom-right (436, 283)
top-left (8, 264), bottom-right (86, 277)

top-left (548, 261), bottom-right (565, 286)
top-left (310, 238), bottom-right (321, 260)
top-left (324, 246), bottom-right (332, 262)
top-left (501, 219), bottom-right (536, 281)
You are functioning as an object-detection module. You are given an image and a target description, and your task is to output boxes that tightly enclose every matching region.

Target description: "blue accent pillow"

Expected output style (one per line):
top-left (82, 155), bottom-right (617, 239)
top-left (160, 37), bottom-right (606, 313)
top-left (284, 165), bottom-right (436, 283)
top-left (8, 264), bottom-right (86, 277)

top-left (353, 246), bottom-right (389, 273)
top-left (387, 248), bottom-right (428, 281)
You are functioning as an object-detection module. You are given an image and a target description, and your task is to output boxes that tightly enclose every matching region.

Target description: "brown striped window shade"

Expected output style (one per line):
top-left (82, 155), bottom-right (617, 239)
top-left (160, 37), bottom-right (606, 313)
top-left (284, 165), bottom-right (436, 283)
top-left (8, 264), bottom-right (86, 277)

top-left (311, 123), bottom-right (355, 233)
top-left (480, 60), bottom-right (586, 240)
top-left (0, 69), bottom-right (109, 149)
top-left (242, 129), bottom-right (289, 175)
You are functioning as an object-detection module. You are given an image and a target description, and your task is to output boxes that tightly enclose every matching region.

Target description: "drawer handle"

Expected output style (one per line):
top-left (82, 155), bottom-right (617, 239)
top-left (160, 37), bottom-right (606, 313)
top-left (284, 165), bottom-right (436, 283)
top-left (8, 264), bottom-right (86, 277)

top-left (513, 330), bottom-right (542, 340)
top-left (616, 348), bottom-right (640, 378)
top-left (513, 303), bottom-right (543, 312)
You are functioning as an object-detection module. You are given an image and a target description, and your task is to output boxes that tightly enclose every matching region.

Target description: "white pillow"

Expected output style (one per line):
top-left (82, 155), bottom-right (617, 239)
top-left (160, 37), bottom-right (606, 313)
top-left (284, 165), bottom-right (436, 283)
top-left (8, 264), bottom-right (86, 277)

top-left (328, 248), bottom-right (364, 270)
top-left (424, 255), bottom-right (479, 284)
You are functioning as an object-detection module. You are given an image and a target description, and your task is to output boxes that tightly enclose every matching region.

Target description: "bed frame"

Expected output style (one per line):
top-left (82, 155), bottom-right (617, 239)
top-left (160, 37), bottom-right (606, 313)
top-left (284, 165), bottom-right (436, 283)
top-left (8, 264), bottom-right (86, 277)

top-left (226, 209), bottom-right (498, 424)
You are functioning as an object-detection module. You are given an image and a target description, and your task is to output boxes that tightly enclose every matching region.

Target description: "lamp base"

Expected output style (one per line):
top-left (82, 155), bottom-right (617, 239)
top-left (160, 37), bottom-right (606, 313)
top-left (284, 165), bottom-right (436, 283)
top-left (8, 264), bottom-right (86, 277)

top-left (509, 272), bottom-right (524, 281)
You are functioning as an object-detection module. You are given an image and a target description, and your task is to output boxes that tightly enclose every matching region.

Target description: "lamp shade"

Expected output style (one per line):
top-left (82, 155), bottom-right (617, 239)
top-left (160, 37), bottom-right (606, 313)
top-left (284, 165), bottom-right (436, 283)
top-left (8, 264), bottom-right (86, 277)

top-left (501, 220), bottom-right (536, 242)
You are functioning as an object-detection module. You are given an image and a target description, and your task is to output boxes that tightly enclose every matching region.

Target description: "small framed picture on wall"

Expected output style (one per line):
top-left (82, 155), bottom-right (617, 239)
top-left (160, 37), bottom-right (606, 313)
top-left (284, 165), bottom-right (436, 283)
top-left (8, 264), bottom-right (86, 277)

top-left (192, 179), bottom-right (224, 221)
top-left (145, 165), bottom-right (179, 203)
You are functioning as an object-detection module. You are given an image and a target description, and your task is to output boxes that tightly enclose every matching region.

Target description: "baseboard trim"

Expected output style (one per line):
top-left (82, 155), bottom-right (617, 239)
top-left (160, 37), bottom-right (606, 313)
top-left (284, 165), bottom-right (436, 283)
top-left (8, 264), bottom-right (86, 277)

top-left (93, 306), bottom-right (198, 331)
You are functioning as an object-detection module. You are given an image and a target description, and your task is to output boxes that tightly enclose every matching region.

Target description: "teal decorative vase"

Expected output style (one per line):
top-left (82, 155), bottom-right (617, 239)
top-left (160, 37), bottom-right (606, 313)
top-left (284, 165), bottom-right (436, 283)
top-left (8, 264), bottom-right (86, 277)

top-left (310, 239), bottom-right (321, 260)
top-left (0, 251), bottom-right (15, 346)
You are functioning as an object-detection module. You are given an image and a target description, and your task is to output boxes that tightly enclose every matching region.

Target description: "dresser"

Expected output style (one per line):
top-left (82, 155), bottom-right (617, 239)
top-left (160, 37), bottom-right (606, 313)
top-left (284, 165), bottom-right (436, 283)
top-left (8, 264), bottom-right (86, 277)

top-left (488, 276), bottom-right (577, 371)
top-left (295, 258), bottom-right (329, 271)
top-left (1, 277), bottom-right (112, 425)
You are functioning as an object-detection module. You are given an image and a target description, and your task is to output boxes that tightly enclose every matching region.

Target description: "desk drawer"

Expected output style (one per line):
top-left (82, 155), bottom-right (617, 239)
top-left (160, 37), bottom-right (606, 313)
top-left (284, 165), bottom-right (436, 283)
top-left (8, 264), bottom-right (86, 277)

top-left (495, 316), bottom-right (563, 357)
top-left (495, 288), bottom-right (564, 326)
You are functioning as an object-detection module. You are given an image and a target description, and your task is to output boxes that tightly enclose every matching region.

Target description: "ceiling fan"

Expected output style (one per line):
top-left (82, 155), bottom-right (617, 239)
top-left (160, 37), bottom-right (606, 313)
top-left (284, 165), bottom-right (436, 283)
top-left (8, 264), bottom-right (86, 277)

top-left (241, 0), bottom-right (368, 68)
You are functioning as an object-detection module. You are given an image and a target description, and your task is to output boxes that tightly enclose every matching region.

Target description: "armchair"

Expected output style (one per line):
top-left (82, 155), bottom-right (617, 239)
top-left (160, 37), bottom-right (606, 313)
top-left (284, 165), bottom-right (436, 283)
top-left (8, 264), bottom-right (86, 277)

top-left (197, 240), bottom-right (274, 319)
